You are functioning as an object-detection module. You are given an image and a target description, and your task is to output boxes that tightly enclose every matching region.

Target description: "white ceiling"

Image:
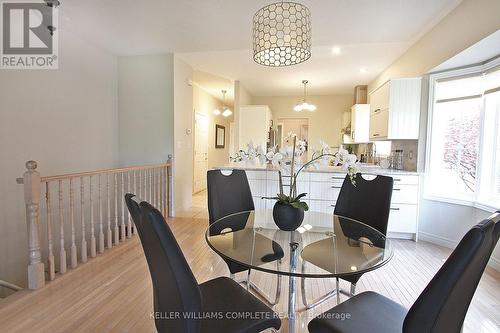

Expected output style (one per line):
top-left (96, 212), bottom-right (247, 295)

top-left (61, 0), bottom-right (463, 95)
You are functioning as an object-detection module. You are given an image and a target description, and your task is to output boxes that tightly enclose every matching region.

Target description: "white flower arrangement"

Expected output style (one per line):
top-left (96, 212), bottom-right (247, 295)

top-left (230, 141), bottom-right (267, 165)
top-left (263, 133), bottom-right (360, 211)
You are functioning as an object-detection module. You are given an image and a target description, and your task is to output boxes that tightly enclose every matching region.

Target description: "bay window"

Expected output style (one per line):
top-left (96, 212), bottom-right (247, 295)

top-left (425, 59), bottom-right (500, 210)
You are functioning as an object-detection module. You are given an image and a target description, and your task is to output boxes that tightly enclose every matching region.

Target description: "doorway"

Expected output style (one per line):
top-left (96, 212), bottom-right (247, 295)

top-left (277, 118), bottom-right (309, 161)
top-left (193, 112), bottom-right (209, 194)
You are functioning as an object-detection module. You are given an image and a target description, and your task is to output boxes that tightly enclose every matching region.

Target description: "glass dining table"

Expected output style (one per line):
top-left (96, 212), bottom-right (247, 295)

top-left (205, 209), bottom-right (393, 332)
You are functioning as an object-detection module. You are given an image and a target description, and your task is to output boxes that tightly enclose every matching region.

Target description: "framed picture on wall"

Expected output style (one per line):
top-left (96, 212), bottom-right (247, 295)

top-left (215, 124), bottom-right (225, 149)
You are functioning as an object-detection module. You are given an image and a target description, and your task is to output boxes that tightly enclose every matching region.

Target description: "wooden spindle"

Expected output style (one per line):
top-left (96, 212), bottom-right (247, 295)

top-left (80, 177), bottom-right (87, 263)
top-left (144, 169), bottom-right (148, 202)
top-left (120, 172), bottom-right (125, 241)
top-left (139, 169), bottom-right (143, 200)
top-left (70, 178), bottom-right (77, 268)
top-left (58, 180), bottom-right (67, 274)
top-left (167, 157), bottom-right (173, 217)
top-left (98, 175), bottom-right (105, 253)
top-left (106, 174), bottom-right (112, 249)
top-left (132, 170), bottom-right (137, 235)
top-left (156, 168), bottom-right (160, 214)
top-left (114, 173), bottom-right (119, 245)
top-left (17, 161), bottom-right (45, 289)
top-left (149, 168), bottom-right (153, 205)
top-left (89, 176), bottom-right (96, 258)
top-left (127, 172), bottom-right (132, 238)
top-left (159, 167), bottom-right (164, 215)
top-left (152, 168), bottom-right (155, 207)
top-left (45, 182), bottom-right (55, 280)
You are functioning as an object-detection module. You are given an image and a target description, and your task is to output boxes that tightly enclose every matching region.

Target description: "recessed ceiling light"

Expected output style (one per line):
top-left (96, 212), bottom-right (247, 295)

top-left (359, 67), bottom-right (368, 74)
top-left (332, 46), bottom-right (341, 55)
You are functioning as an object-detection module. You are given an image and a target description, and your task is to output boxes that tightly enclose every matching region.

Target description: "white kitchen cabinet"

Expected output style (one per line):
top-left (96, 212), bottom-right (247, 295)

top-left (392, 184), bottom-right (419, 204)
top-left (388, 204), bottom-right (418, 234)
top-left (248, 179), bottom-right (267, 197)
top-left (369, 78), bottom-right (422, 140)
top-left (369, 108), bottom-right (389, 139)
top-left (350, 104), bottom-right (370, 143)
top-left (239, 105), bottom-right (272, 150)
top-left (309, 182), bottom-right (342, 201)
top-left (231, 168), bottom-right (420, 240)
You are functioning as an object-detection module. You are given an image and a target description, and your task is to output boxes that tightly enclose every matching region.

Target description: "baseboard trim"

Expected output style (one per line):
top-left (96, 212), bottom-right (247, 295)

top-left (419, 231), bottom-right (499, 272)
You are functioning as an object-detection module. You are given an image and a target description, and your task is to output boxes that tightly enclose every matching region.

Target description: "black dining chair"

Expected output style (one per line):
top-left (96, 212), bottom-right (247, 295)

top-left (308, 211), bottom-right (500, 333)
top-left (301, 173), bottom-right (393, 309)
top-left (333, 173), bottom-right (393, 296)
top-left (207, 169), bottom-right (283, 305)
top-left (125, 195), bottom-right (281, 333)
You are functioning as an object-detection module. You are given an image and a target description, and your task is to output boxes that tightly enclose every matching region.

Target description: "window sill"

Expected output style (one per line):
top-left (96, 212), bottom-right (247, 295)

top-left (423, 194), bottom-right (499, 213)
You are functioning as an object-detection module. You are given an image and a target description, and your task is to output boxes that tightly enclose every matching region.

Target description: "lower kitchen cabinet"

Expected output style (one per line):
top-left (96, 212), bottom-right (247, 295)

top-left (239, 168), bottom-right (420, 240)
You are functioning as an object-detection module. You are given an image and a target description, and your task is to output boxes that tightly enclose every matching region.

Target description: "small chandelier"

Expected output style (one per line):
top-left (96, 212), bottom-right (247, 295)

top-left (294, 80), bottom-right (316, 112)
top-left (213, 90), bottom-right (233, 117)
top-left (253, 2), bottom-right (312, 67)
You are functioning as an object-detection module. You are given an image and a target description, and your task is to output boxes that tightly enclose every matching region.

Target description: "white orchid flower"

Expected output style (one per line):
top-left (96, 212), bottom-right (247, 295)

top-left (272, 152), bottom-right (284, 167)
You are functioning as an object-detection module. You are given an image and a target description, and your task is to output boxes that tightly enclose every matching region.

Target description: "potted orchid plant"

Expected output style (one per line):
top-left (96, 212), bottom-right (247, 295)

top-left (230, 142), bottom-right (267, 166)
top-left (264, 133), bottom-right (359, 231)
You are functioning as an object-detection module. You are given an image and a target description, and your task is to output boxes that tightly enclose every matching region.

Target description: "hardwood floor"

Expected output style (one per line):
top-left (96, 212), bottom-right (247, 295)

top-left (0, 195), bottom-right (498, 332)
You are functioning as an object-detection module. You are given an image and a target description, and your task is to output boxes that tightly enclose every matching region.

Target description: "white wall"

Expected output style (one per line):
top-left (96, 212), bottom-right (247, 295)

top-left (117, 55), bottom-right (174, 166)
top-left (367, 0), bottom-right (500, 269)
top-left (369, 0), bottom-right (500, 92)
top-left (419, 200), bottom-right (500, 270)
top-left (173, 57), bottom-right (194, 214)
top-left (252, 94), bottom-right (353, 155)
top-left (0, 30), bottom-right (118, 291)
top-left (232, 81), bottom-right (253, 153)
top-left (193, 85), bottom-right (233, 169)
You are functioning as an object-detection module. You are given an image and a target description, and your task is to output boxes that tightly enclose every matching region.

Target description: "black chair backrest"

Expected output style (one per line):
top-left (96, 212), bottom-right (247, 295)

top-left (403, 213), bottom-right (500, 333)
top-left (334, 173), bottom-right (393, 235)
top-left (137, 201), bottom-right (202, 333)
top-left (207, 169), bottom-right (255, 225)
top-left (125, 193), bottom-right (141, 233)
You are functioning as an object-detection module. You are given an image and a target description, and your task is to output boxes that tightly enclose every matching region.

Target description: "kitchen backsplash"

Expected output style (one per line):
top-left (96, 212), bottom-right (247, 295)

top-left (344, 139), bottom-right (418, 172)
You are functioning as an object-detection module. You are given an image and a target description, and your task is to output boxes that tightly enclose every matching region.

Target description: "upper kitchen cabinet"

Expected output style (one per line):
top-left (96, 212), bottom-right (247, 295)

top-left (239, 105), bottom-right (272, 150)
top-left (350, 104), bottom-right (370, 143)
top-left (369, 78), bottom-right (422, 140)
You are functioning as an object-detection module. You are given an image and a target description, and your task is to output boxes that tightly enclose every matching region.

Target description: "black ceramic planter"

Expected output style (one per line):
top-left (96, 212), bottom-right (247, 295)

top-left (272, 202), bottom-right (304, 231)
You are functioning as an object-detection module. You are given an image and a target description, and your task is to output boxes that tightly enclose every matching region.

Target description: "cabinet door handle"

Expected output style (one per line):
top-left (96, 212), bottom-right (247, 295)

top-left (331, 186), bottom-right (342, 189)
top-left (390, 207), bottom-right (400, 211)
top-left (331, 176), bottom-right (345, 180)
top-left (330, 205), bottom-right (336, 208)
top-left (394, 178), bottom-right (401, 182)
top-left (372, 133), bottom-right (380, 137)
top-left (374, 108), bottom-right (381, 113)
top-left (393, 188), bottom-right (401, 191)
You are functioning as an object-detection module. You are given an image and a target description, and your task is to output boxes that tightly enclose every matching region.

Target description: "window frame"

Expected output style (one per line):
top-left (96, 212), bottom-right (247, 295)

top-left (425, 56), bottom-right (500, 213)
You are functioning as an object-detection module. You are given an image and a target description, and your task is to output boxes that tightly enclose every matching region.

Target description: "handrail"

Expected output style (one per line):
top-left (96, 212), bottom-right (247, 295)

top-left (40, 162), bottom-right (171, 183)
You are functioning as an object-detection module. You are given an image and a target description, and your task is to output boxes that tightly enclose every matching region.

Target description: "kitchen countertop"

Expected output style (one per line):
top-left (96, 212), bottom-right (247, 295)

top-left (214, 164), bottom-right (421, 176)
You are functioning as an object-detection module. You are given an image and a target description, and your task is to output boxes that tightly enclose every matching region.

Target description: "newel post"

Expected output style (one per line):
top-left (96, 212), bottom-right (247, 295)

top-left (17, 160), bottom-right (45, 289)
top-left (167, 155), bottom-right (174, 218)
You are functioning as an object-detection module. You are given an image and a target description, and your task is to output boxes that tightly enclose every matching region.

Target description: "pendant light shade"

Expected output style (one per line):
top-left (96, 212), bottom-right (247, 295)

top-left (253, 2), bottom-right (312, 67)
top-left (213, 90), bottom-right (232, 117)
top-left (294, 80), bottom-right (316, 112)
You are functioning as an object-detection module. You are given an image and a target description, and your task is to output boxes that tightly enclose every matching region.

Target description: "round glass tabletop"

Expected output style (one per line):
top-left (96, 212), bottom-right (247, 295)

top-left (205, 209), bottom-right (393, 278)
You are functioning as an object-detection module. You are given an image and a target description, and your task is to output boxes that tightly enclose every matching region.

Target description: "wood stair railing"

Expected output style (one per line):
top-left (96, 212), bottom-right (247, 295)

top-left (16, 159), bottom-right (173, 289)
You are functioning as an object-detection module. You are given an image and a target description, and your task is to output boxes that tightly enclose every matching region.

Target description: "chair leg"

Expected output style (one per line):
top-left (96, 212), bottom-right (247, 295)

top-left (350, 283), bottom-right (356, 296)
top-left (242, 261), bottom-right (282, 306)
top-left (300, 261), bottom-right (340, 310)
top-left (336, 277), bottom-right (340, 304)
top-left (246, 269), bottom-right (250, 292)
